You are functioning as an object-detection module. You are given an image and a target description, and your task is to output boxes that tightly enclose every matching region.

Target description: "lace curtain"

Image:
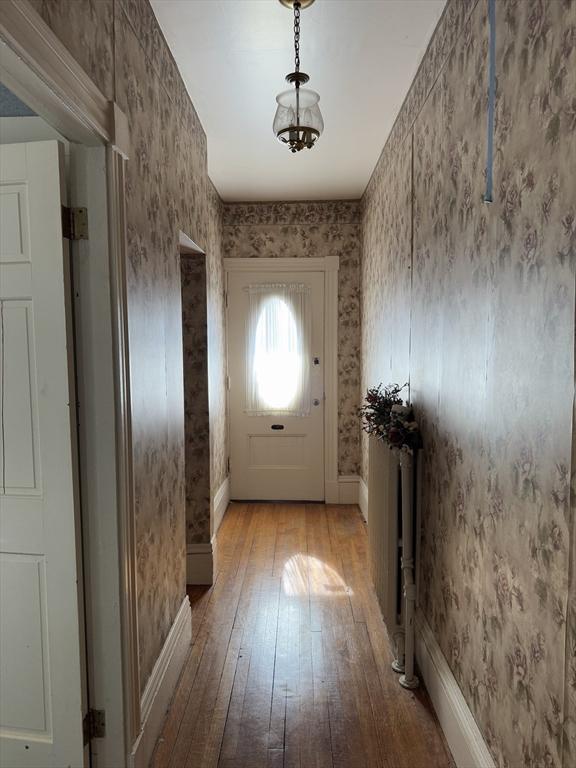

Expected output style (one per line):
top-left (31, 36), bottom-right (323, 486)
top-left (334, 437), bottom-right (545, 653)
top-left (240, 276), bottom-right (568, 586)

top-left (245, 283), bottom-right (311, 416)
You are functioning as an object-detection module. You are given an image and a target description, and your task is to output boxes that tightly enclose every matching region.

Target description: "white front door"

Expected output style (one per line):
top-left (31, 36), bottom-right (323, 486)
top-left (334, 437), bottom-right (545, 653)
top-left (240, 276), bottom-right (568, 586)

top-left (227, 270), bottom-right (324, 500)
top-left (0, 142), bottom-right (87, 767)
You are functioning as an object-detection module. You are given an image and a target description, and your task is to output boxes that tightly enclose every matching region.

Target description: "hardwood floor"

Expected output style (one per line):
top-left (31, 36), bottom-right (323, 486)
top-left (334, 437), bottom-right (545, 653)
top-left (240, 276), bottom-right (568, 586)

top-left (152, 503), bottom-right (454, 768)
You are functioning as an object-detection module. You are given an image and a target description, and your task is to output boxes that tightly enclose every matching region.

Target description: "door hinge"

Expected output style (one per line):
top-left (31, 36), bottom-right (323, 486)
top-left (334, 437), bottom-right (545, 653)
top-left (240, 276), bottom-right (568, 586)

top-left (83, 708), bottom-right (106, 745)
top-left (224, 290), bottom-right (228, 308)
top-left (227, 457), bottom-right (231, 474)
top-left (62, 206), bottom-right (89, 241)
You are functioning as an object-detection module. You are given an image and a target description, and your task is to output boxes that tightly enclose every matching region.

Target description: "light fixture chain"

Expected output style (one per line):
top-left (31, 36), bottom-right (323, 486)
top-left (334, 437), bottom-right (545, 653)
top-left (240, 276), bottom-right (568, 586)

top-left (294, 1), bottom-right (301, 73)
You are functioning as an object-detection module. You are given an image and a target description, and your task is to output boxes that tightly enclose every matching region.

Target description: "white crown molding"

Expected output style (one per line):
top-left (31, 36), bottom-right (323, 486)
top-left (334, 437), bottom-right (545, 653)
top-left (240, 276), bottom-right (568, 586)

top-left (415, 614), bottom-right (496, 768)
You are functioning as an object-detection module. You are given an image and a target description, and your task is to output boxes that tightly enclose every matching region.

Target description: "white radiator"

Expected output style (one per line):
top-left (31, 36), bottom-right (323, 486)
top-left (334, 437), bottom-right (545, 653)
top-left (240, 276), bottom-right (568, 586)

top-left (368, 436), bottom-right (403, 643)
top-left (368, 436), bottom-right (420, 687)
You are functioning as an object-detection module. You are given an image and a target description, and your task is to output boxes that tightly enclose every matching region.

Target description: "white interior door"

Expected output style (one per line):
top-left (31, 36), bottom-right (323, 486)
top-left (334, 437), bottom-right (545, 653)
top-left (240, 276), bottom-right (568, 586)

top-left (0, 141), bottom-right (87, 767)
top-left (227, 270), bottom-right (324, 500)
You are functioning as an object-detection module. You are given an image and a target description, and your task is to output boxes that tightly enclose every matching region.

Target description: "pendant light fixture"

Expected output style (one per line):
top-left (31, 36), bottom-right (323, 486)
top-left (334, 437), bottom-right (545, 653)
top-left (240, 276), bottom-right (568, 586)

top-left (273, 0), bottom-right (323, 153)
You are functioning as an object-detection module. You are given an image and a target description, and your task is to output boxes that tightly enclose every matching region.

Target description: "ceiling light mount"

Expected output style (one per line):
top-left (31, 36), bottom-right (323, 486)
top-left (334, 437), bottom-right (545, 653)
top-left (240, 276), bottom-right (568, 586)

top-left (278, 0), bottom-right (316, 9)
top-left (273, 0), bottom-right (323, 153)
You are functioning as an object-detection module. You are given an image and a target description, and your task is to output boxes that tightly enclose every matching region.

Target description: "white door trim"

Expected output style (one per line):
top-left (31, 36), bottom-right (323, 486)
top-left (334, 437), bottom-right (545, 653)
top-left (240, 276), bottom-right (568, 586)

top-left (0, 2), bottom-right (140, 762)
top-left (0, 0), bottom-right (129, 156)
top-left (223, 256), bottom-right (340, 503)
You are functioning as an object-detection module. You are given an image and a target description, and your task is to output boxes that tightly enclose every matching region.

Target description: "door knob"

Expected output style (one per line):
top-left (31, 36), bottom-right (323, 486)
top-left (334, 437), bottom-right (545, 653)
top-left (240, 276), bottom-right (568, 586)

top-left (313, 398), bottom-right (320, 406)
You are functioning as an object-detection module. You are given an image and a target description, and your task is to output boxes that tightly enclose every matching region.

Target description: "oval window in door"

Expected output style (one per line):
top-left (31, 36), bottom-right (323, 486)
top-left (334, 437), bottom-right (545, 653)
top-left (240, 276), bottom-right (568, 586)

top-left (254, 295), bottom-right (301, 410)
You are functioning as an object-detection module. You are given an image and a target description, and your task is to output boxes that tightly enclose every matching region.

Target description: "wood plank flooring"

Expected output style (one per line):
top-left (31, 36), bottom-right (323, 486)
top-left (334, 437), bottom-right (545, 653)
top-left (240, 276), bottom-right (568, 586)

top-left (152, 503), bottom-right (454, 768)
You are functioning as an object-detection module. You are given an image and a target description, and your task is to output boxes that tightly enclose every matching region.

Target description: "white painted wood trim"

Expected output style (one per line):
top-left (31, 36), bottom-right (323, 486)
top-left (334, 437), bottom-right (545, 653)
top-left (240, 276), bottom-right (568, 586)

top-left (187, 543), bottom-right (213, 554)
top-left (71, 145), bottom-right (128, 768)
top-left (223, 256), bottom-right (339, 505)
top-left (179, 230), bottom-right (205, 255)
top-left (224, 256), bottom-right (339, 272)
top-left (0, 0), bottom-right (108, 141)
top-left (130, 597), bottom-right (192, 768)
top-left (323, 264), bottom-right (339, 503)
top-left (415, 614), bottom-right (495, 768)
top-left (358, 476), bottom-right (368, 522)
top-left (338, 475), bottom-right (360, 504)
top-left (107, 148), bottom-right (141, 745)
top-left (110, 102), bottom-right (130, 159)
top-left (0, 2), bottom-right (138, 756)
top-left (213, 476), bottom-right (230, 538)
top-left (186, 543), bottom-right (214, 585)
top-left (0, 1), bottom-right (129, 155)
top-left (336, 474), bottom-right (369, 515)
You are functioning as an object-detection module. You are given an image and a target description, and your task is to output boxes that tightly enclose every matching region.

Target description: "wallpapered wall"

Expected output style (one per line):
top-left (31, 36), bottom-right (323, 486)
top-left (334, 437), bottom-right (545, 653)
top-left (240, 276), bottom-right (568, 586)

top-left (223, 202), bottom-right (361, 476)
top-left (29, 0), bottom-right (228, 690)
top-left (24, 1), bottom-right (576, 763)
top-left (362, 0), bottom-right (576, 765)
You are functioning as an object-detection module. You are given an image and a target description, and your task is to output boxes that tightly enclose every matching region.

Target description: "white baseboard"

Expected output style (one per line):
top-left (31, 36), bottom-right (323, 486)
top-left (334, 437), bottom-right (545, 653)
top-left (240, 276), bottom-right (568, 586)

top-left (185, 478), bottom-right (229, 586)
top-left (415, 614), bottom-right (495, 768)
top-left (130, 596), bottom-right (192, 768)
top-left (338, 474), bottom-right (360, 504)
top-left (186, 542), bottom-right (213, 585)
top-left (338, 474), bottom-right (367, 520)
top-left (326, 475), bottom-right (365, 507)
top-left (213, 475), bottom-right (230, 537)
top-left (358, 476), bottom-right (368, 522)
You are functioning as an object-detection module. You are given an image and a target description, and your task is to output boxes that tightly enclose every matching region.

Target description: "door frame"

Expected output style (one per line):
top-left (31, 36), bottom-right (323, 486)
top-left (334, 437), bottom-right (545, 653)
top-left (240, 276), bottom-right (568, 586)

top-left (223, 256), bottom-right (340, 503)
top-left (0, 1), bottom-right (140, 763)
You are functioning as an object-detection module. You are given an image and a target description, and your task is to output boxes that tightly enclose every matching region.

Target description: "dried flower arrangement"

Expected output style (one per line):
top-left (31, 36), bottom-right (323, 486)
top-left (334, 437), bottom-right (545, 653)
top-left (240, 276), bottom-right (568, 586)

top-left (358, 383), bottom-right (421, 453)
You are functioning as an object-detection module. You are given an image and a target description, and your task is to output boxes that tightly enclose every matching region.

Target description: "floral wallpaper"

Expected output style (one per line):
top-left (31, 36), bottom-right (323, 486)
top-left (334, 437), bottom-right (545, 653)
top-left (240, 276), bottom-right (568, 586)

top-left (223, 201), bottom-right (362, 476)
top-left (28, 0), bottom-right (115, 99)
top-left (362, 0), bottom-right (576, 766)
top-left (23, 1), bottom-right (576, 763)
top-left (30, 0), bottom-right (228, 691)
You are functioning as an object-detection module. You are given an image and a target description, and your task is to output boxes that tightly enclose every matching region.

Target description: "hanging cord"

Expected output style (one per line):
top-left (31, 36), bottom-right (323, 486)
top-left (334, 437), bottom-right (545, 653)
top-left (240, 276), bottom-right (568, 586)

top-left (484, 0), bottom-right (496, 203)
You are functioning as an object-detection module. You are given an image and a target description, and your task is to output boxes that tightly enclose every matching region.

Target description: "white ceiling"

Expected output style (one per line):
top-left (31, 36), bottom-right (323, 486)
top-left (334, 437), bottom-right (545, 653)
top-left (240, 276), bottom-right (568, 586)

top-left (151, 0), bottom-right (446, 201)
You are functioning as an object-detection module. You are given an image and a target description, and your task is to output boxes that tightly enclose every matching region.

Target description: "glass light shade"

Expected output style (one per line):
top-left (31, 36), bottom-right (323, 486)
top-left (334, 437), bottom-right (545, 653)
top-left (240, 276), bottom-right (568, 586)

top-left (273, 87), bottom-right (324, 152)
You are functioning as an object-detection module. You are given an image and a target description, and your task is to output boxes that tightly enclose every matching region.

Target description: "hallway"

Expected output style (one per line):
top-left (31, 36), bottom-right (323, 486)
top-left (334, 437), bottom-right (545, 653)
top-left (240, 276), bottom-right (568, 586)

top-left (152, 504), bottom-right (453, 768)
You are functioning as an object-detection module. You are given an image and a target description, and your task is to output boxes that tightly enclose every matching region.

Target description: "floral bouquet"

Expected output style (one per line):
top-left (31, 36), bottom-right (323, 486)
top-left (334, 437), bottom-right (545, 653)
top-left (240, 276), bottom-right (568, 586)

top-left (358, 383), bottom-right (421, 453)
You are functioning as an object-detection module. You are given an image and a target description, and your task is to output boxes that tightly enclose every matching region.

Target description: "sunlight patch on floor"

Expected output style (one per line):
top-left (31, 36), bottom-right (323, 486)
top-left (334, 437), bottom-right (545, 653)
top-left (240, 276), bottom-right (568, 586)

top-left (281, 553), bottom-right (353, 597)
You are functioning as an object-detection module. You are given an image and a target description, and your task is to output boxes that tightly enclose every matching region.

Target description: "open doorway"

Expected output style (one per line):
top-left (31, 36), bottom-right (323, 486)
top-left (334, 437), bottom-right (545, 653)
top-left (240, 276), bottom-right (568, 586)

top-left (179, 232), bottom-right (214, 586)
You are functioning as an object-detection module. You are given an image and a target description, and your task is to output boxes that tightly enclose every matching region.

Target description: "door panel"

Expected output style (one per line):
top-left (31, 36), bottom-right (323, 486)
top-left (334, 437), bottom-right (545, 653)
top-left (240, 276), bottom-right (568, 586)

top-left (0, 141), bottom-right (87, 768)
top-left (3, 301), bottom-right (41, 492)
top-left (228, 270), bottom-right (324, 500)
top-left (0, 554), bottom-right (50, 733)
top-left (0, 184), bottom-right (30, 262)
